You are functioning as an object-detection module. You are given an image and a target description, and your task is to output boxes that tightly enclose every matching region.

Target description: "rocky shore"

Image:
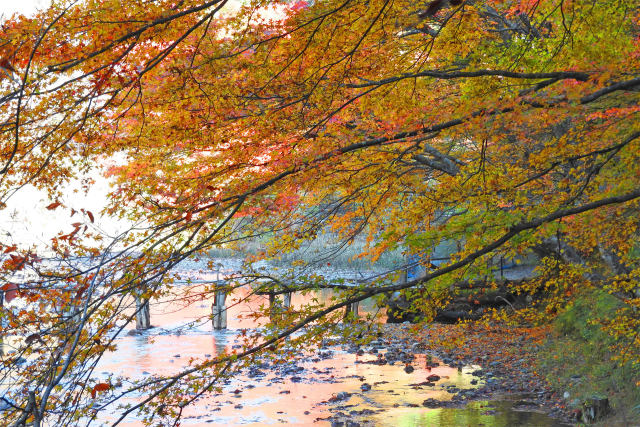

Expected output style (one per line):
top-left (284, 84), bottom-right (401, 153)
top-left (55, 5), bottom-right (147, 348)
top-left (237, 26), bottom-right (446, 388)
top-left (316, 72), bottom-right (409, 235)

top-left (322, 323), bottom-right (576, 426)
top-left (150, 321), bottom-right (581, 425)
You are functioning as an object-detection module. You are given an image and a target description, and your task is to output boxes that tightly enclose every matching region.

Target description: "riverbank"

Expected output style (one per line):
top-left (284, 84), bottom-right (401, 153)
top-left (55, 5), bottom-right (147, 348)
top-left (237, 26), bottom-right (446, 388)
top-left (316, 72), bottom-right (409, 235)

top-left (323, 322), bottom-right (576, 426)
top-left (89, 268), bottom-right (629, 426)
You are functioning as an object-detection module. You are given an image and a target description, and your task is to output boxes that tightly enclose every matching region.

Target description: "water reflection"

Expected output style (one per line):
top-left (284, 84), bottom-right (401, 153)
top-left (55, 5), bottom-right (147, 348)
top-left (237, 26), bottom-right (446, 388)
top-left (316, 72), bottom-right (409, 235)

top-left (372, 400), bottom-right (570, 427)
top-left (92, 278), bottom-right (565, 426)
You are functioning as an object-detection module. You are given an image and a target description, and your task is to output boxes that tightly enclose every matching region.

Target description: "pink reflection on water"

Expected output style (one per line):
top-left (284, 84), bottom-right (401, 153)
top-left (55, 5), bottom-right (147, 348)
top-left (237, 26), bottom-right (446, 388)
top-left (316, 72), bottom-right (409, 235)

top-left (99, 336), bottom-right (475, 426)
top-left (96, 282), bottom-right (466, 425)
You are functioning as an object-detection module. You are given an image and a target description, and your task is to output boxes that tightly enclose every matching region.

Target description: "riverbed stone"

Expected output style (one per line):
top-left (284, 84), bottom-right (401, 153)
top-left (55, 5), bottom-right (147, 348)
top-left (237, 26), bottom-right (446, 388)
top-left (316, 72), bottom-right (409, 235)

top-left (426, 374), bottom-right (440, 382)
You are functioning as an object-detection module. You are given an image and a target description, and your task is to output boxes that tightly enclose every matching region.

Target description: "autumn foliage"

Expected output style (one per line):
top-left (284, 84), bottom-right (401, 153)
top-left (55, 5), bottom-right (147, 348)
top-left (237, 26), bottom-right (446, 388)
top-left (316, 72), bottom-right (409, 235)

top-left (0, 0), bottom-right (640, 424)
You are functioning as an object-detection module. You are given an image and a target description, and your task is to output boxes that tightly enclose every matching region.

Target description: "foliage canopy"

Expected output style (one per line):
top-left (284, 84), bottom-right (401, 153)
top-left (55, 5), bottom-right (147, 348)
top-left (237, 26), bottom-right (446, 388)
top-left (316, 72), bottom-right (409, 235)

top-left (0, 0), bottom-right (639, 424)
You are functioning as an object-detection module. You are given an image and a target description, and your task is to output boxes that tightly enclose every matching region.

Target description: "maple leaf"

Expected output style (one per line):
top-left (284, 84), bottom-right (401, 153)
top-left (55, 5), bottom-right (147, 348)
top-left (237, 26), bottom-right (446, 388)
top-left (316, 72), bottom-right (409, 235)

top-left (5, 254), bottom-right (26, 271)
top-left (0, 57), bottom-right (16, 73)
top-left (3, 245), bottom-right (17, 254)
top-left (91, 383), bottom-right (111, 399)
top-left (1, 283), bottom-right (19, 303)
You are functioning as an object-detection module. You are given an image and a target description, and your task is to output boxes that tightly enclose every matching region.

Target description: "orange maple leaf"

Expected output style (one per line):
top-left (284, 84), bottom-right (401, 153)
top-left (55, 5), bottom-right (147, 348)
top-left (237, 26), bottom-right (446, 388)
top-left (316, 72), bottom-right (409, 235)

top-left (91, 383), bottom-right (111, 399)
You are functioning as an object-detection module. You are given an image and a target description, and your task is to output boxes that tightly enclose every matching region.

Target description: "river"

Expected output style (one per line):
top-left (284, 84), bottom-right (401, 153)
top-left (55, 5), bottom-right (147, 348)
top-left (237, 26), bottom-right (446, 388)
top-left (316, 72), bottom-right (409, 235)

top-left (85, 260), bottom-right (569, 426)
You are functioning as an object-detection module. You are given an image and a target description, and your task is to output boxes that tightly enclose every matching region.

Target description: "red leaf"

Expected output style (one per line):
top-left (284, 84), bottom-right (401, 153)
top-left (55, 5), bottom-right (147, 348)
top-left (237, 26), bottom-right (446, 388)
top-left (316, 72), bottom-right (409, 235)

top-left (91, 382), bottom-right (111, 399)
top-left (3, 245), bottom-right (17, 254)
top-left (291, 1), bottom-right (308, 11)
top-left (0, 57), bottom-right (16, 73)
top-left (75, 283), bottom-right (89, 300)
top-left (71, 222), bottom-right (83, 228)
top-left (86, 210), bottom-right (94, 223)
top-left (2, 283), bottom-right (18, 302)
top-left (6, 254), bottom-right (26, 270)
top-left (46, 201), bottom-right (62, 210)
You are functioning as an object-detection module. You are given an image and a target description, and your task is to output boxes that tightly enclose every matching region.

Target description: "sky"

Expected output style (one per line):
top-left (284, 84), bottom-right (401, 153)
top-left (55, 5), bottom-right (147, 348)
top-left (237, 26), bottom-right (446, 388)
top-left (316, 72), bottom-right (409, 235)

top-left (0, 0), bottom-right (128, 252)
top-left (0, 0), bottom-right (263, 252)
top-left (0, 0), bottom-right (49, 18)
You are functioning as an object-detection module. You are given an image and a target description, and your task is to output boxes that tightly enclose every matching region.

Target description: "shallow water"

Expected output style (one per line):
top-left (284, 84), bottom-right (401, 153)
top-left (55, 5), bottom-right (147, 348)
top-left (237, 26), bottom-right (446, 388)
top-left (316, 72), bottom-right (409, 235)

top-left (369, 401), bottom-right (569, 427)
top-left (96, 330), bottom-right (568, 426)
top-left (85, 265), bottom-right (568, 426)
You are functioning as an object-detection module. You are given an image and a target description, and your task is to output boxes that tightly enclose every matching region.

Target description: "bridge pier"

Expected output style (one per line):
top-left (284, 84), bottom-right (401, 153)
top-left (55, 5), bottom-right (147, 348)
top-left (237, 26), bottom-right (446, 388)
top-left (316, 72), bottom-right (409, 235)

top-left (212, 280), bottom-right (227, 330)
top-left (268, 291), bottom-right (292, 322)
top-left (135, 293), bottom-right (151, 330)
top-left (344, 300), bottom-right (359, 320)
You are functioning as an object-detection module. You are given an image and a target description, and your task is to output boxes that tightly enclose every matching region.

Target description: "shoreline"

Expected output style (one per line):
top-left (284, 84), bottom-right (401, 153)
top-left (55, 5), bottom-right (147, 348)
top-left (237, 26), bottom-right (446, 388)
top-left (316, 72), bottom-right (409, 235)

top-left (323, 322), bottom-right (577, 426)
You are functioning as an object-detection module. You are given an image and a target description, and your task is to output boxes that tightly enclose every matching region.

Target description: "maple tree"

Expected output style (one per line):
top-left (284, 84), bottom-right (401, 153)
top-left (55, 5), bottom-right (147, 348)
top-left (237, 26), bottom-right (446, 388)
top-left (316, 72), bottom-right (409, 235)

top-left (1, 0), bottom-right (640, 424)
